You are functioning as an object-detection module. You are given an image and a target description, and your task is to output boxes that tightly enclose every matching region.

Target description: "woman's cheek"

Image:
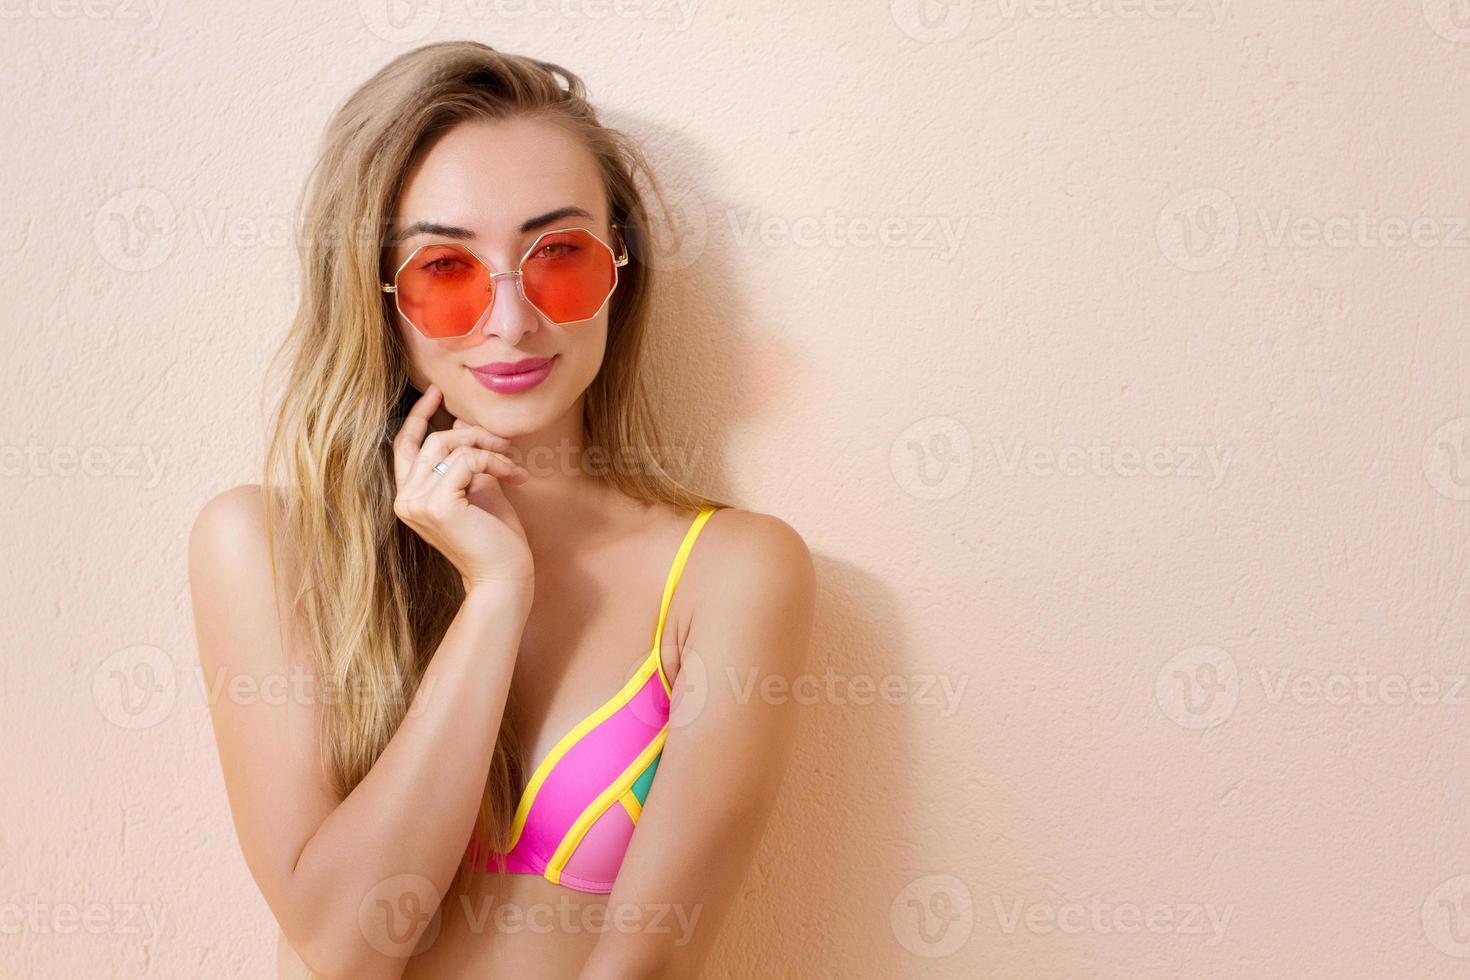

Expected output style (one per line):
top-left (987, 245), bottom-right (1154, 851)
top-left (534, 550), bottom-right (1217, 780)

top-left (575, 324), bottom-right (610, 385)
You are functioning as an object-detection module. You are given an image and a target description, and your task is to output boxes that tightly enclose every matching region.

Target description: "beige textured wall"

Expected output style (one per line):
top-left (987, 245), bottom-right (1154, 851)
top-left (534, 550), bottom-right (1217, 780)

top-left (3, 1), bottom-right (1469, 977)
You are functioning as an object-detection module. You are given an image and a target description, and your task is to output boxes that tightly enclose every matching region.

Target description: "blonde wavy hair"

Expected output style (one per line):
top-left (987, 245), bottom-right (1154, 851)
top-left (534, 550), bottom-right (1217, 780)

top-left (259, 41), bottom-right (724, 883)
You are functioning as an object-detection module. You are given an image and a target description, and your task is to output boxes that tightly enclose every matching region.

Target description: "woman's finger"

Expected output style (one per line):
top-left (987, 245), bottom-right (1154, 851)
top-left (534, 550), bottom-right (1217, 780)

top-left (406, 425), bottom-right (515, 486)
top-left (391, 384), bottom-right (441, 485)
top-left (412, 446), bottom-right (528, 503)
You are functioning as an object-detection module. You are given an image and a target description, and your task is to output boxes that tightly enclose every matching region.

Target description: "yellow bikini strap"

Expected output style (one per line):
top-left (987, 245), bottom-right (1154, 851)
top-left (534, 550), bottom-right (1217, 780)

top-left (652, 506), bottom-right (718, 653)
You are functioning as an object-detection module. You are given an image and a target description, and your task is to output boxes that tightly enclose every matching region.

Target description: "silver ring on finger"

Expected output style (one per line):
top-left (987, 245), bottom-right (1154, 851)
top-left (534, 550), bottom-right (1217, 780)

top-left (432, 459), bottom-right (450, 475)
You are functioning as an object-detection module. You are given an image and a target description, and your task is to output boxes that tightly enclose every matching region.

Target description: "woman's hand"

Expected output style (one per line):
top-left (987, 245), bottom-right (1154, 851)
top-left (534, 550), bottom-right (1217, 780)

top-left (391, 383), bottom-right (534, 595)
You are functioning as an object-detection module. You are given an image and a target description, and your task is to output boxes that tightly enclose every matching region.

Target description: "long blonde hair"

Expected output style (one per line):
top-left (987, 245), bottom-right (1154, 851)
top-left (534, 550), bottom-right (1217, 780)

top-left (259, 41), bottom-right (724, 879)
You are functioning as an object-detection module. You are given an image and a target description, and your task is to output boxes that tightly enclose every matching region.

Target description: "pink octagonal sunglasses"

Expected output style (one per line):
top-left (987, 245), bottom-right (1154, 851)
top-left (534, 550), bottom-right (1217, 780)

top-left (381, 225), bottom-right (629, 339)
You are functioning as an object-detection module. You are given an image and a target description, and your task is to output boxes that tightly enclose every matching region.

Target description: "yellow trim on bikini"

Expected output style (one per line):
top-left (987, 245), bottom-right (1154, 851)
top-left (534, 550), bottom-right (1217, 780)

top-left (652, 506), bottom-right (717, 695)
top-left (502, 506), bottom-right (718, 852)
top-left (618, 790), bottom-right (643, 822)
top-left (546, 726), bottom-right (670, 884)
top-left (505, 648), bottom-right (662, 850)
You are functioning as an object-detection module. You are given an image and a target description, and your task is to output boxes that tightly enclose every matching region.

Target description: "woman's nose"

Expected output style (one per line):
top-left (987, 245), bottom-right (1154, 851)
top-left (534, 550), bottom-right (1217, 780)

top-left (481, 272), bottom-right (541, 343)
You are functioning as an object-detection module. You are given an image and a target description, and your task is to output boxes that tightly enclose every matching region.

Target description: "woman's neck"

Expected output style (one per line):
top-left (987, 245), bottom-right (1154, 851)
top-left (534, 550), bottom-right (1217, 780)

top-left (499, 406), bottom-right (631, 554)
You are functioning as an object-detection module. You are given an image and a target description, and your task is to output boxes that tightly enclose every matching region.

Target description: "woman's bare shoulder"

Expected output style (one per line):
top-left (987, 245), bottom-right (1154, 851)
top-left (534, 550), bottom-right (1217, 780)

top-left (687, 506), bottom-right (816, 628)
top-left (701, 506), bottom-right (813, 579)
top-left (191, 483), bottom-right (267, 542)
top-left (189, 483), bottom-right (303, 565)
top-left (672, 505), bottom-right (815, 676)
top-left (188, 483), bottom-right (306, 671)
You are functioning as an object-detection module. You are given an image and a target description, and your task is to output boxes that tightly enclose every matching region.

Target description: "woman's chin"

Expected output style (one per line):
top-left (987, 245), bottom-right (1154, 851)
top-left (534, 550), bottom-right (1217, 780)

top-left (453, 393), bottom-right (567, 440)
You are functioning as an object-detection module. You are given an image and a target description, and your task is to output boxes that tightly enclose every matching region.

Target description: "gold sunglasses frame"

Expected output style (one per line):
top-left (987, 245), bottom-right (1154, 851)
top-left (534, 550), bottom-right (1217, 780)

top-left (380, 224), bottom-right (630, 339)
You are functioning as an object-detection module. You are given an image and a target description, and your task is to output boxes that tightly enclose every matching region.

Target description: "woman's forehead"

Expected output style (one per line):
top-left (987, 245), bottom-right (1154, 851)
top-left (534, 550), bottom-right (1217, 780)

top-left (395, 117), bottom-right (606, 236)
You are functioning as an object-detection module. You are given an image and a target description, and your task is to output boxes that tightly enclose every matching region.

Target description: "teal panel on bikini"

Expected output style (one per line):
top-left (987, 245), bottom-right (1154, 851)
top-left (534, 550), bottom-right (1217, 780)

top-left (629, 752), bottom-right (661, 805)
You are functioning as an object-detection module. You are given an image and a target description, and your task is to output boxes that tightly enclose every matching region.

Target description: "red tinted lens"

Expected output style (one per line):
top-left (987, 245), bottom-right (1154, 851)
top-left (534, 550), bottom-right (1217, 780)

top-left (394, 244), bottom-right (492, 339)
top-left (521, 230), bottom-right (617, 324)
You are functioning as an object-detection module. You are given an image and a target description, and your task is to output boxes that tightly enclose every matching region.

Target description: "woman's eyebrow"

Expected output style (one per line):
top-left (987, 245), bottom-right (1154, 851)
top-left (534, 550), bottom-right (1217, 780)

top-left (393, 206), bottom-right (594, 244)
top-left (519, 205), bottom-right (593, 233)
top-left (395, 220), bottom-right (475, 242)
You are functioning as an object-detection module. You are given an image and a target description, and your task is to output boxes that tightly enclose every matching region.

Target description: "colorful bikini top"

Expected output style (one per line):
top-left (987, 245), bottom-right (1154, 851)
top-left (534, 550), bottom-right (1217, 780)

top-left (467, 505), bottom-right (719, 894)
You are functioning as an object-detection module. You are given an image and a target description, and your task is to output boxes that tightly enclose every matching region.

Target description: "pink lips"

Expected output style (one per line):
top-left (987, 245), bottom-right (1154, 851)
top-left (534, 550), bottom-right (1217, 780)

top-left (467, 355), bottom-right (556, 394)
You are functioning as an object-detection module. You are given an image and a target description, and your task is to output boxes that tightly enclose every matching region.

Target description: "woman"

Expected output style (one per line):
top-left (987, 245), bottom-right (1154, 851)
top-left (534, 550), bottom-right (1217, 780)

top-left (188, 41), bottom-right (815, 979)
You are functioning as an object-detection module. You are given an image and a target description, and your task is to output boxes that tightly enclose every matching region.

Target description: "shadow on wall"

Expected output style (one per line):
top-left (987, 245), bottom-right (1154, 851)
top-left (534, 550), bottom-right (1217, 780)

top-left (602, 110), bottom-right (774, 492)
top-left (621, 117), bottom-right (917, 976)
top-left (710, 557), bottom-right (914, 979)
